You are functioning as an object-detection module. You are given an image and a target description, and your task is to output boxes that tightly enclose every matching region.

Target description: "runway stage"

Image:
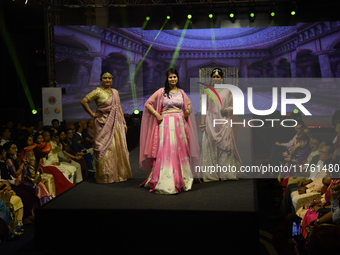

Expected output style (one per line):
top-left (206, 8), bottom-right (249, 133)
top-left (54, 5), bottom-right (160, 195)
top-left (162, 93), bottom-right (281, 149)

top-left (35, 177), bottom-right (259, 255)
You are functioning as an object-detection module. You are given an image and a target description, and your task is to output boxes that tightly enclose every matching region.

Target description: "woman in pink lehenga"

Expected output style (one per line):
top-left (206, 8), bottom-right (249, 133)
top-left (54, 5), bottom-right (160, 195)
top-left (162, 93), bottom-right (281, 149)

top-left (81, 72), bottom-right (132, 183)
top-left (139, 68), bottom-right (200, 194)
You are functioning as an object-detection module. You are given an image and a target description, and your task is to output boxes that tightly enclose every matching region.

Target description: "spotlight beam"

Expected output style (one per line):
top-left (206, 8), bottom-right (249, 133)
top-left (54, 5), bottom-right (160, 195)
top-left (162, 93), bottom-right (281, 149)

top-left (136, 18), bottom-right (169, 74)
top-left (0, 7), bottom-right (36, 112)
top-left (169, 18), bottom-right (190, 69)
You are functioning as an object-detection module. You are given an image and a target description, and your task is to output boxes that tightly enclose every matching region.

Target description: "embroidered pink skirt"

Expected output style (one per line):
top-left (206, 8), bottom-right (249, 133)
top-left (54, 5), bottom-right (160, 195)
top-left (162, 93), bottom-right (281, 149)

top-left (140, 112), bottom-right (193, 194)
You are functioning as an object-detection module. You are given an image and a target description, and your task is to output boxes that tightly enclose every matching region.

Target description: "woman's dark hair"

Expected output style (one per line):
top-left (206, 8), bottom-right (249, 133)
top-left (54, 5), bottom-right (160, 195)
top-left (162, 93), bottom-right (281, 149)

top-left (299, 134), bottom-right (310, 144)
top-left (33, 132), bottom-right (43, 144)
top-left (51, 119), bottom-right (59, 125)
top-left (211, 68), bottom-right (224, 78)
top-left (17, 134), bottom-right (32, 152)
top-left (19, 129), bottom-right (30, 138)
top-left (3, 142), bottom-right (19, 168)
top-left (73, 123), bottom-right (80, 133)
top-left (100, 71), bottom-right (113, 81)
top-left (0, 145), bottom-right (6, 162)
top-left (57, 130), bottom-right (67, 145)
top-left (163, 68), bottom-right (180, 99)
top-left (51, 131), bottom-right (58, 138)
top-left (57, 129), bottom-right (66, 137)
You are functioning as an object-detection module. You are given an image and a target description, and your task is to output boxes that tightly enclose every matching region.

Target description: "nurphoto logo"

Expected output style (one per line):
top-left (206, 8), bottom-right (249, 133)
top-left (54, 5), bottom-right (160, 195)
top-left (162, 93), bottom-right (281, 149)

top-left (200, 84), bottom-right (312, 128)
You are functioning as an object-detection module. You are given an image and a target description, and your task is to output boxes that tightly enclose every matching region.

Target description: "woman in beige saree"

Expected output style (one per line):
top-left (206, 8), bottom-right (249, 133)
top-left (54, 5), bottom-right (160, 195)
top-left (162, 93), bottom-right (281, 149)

top-left (81, 72), bottom-right (132, 183)
top-left (200, 68), bottom-right (242, 182)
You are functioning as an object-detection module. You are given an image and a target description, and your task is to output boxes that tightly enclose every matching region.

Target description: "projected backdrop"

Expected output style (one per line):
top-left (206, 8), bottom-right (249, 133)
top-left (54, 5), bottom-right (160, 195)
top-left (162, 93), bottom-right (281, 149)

top-left (54, 22), bottom-right (340, 121)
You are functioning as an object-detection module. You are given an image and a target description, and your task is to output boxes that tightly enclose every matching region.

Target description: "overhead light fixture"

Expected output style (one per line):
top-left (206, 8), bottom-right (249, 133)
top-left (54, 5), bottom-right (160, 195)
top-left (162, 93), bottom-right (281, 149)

top-left (290, 2), bottom-right (297, 16)
top-left (208, 4), bottom-right (214, 19)
top-left (249, 3), bottom-right (255, 23)
top-left (165, 6), bottom-right (172, 20)
top-left (146, 8), bottom-right (152, 21)
top-left (228, 4), bottom-right (235, 23)
top-left (269, 3), bottom-right (276, 21)
top-left (132, 109), bottom-right (141, 126)
top-left (187, 7), bottom-right (193, 20)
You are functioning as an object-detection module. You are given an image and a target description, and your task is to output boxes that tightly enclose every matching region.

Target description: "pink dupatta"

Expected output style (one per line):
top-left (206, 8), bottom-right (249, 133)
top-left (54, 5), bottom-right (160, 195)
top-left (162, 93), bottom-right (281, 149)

top-left (139, 88), bottom-right (200, 172)
top-left (93, 89), bottom-right (125, 161)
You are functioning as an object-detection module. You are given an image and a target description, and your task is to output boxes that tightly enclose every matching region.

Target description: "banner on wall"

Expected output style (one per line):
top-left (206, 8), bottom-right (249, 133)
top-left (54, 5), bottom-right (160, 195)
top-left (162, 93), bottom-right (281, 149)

top-left (42, 88), bottom-right (63, 126)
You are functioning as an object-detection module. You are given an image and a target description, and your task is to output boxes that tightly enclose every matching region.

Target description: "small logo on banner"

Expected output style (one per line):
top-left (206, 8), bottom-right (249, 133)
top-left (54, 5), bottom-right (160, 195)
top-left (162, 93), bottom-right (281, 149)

top-left (48, 96), bottom-right (57, 105)
top-left (44, 108), bottom-right (50, 115)
top-left (54, 108), bottom-right (60, 114)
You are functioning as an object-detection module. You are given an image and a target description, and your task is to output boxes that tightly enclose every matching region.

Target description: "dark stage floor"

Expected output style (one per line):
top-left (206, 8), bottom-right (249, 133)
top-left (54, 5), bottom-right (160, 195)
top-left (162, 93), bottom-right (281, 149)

top-left (40, 178), bottom-right (257, 212)
top-left (33, 177), bottom-right (259, 255)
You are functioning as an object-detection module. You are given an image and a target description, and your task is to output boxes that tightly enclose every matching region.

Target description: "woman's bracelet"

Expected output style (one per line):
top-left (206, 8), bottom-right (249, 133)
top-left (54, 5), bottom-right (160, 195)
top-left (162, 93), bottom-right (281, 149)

top-left (92, 112), bottom-right (95, 118)
top-left (152, 110), bottom-right (156, 115)
top-left (199, 124), bottom-right (206, 128)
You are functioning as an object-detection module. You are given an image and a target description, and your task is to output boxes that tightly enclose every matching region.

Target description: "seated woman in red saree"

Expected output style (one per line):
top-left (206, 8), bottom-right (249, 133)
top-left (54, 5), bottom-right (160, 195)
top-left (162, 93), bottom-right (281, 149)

top-left (30, 133), bottom-right (75, 197)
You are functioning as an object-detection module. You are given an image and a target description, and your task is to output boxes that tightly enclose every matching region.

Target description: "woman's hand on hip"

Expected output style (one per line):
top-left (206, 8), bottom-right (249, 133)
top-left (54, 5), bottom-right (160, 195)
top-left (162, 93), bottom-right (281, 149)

top-left (155, 113), bottom-right (163, 124)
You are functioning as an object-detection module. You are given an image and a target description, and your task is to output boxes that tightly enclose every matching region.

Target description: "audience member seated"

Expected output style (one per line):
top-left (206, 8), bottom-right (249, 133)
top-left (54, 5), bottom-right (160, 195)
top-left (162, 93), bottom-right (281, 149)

top-left (33, 121), bottom-right (43, 136)
top-left (59, 130), bottom-right (88, 180)
top-left (71, 122), bottom-right (94, 173)
top-left (333, 121), bottom-right (340, 149)
top-left (25, 123), bottom-right (35, 137)
top-left (0, 145), bottom-right (36, 226)
top-left (5, 141), bottom-right (52, 207)
top-left (287, 136), bottom-right (321, 187)
top-left (296, 177), bottom-right (335, 239)
top-left (49, 132), bottom-right (82, 184)
top-left (290, 144), bottom-right (337, 212)
top-left (31, 133), bottom-right (56, 198)
top-left (17, 133), bottom-right (34, 154)
top-left (66, 124), bottom-right (76, 135)
top-left (0, 187), bottom-right (24, 240)
top-left (270, 122), bottom-right (305, 165)
top-left (272, 141), bottom-right (329, 220)
top-left (330, 182), bottom-right (340, 224)
top-left (51, 119), bottom-right (60, 134)
top-left (0, 127), bottom-right (12, 146)
top-left (82, 119), bottom-right (94, 149)
top-left (0, 180), bottom-right (24, 231)
top-left (279, 133), bottom-right (311, 192)
top-left (37, 131), bottom-right (75, 196)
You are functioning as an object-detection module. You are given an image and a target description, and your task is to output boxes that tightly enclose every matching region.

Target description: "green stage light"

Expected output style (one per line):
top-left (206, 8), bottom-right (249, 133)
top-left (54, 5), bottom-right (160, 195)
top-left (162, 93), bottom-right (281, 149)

top-left (229, 13), bottom-right (234, 18)
top-left (169, 19), bottom-right (190, 69)
top-left (134, 109), bottom-right (140, 115)
top-left (146, 16), bottom-right (150, 20)
top-left (167, 15), bottom-right (170, 20)
top-left (209, 14), bottom-right (213, 19)
top-left (293, 109), bottom-right (299, 114)
top-left (250, 12), bottom-right (255, 18)
top-left (32, 109), bottom-right (37, 115)
top-left (187, 14), bottom-right (192, 19)
top-left (291, 10), bottom-right (296, 16)
top-left (270, 12), bottom-right (275, 17)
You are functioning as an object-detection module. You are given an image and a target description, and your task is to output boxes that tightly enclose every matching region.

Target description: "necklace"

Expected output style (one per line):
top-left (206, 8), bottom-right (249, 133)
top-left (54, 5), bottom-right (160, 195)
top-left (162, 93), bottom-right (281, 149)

top-left (101, 87), bottom-right (112, 95)
top-left (169, 88), bottom-right (178, 96)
